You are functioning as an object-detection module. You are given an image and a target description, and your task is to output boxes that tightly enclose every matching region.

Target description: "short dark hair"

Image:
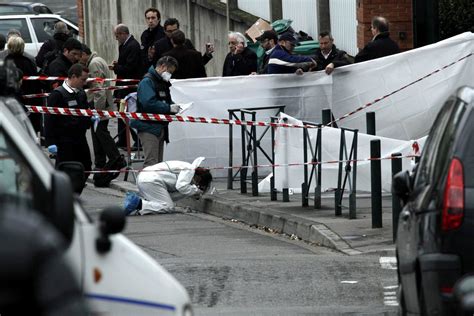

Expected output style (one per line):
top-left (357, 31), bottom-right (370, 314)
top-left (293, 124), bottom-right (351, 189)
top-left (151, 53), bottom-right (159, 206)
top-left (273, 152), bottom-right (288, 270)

top-left (170, 30), bottom-right (185, 46)
top-left (157, 55), bottom-right (178, 69)
top-left (81, 44), bottom-right (91, 55)
top-left (372, 16), bottom-right (389, 33)
top-left (194, 168), bottom-right (212, 191)
top-left (0, 33), bottom-right (6, 50)
top-left (145, 7), bottom-right (161, 20)
top-left (164, 18), bottom-right (180, 29)
top-left (318, 31), bottom-right (333, 40)
top-left (68, 63), bottom-right (88, 78)
top-left (63, 38), bottom-right (83, 52)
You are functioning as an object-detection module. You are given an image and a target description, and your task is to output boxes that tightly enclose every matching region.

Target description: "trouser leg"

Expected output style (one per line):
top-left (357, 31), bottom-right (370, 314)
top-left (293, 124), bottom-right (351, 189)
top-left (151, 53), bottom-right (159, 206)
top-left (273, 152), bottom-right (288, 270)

top-left (137, 181), bottom-right (175, 214)
top-left (92, 120), bottom-right (121, 168)
top-left (138, 130), bottom-right (164, 168)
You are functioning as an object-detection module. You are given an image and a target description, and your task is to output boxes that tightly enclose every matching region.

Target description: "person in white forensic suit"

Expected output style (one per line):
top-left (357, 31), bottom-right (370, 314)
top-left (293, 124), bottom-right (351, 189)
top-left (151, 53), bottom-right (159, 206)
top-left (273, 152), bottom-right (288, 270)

top-left (123, 157), bottom-right (212, 215)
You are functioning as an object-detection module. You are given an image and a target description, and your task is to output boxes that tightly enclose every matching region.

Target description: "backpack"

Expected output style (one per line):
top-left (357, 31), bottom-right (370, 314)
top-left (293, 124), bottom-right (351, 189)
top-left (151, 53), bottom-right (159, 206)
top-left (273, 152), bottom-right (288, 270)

top-left (40, 40), bottom-right (62, 74)
top-left (93, 155), bottom-right (126, 187)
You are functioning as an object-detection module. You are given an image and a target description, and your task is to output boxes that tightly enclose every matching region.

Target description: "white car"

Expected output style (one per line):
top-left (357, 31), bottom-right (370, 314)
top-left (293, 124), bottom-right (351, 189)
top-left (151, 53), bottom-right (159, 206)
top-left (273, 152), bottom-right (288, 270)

top-left (0, 13), bottom-right (79, 57)
top-left (0, 97), bottom-right (192, 314)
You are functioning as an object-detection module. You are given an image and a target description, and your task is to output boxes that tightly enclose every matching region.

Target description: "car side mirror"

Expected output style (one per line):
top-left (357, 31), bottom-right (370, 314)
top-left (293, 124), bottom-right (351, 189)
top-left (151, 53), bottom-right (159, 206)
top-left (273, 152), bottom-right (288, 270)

top-left (96, 206), bottom-right (126, 254)
top-left (56, 161), bottom-right (85, 194)
top-left (454, 276), bottom-right (474, 312)
top-left (49, 171), bottom-right (75, 246)
top-left (392, 170), bottom-right (412, 204)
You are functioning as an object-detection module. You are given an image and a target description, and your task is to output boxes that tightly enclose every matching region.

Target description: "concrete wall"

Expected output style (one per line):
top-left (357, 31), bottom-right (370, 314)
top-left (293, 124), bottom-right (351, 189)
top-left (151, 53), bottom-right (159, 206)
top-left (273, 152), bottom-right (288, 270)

top-left (82, 0), bottom-right (256, 77)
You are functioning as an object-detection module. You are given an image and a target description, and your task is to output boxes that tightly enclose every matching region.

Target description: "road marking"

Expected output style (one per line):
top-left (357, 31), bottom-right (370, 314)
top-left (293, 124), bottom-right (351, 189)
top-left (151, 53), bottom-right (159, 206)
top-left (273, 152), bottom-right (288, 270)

top-left (379, 256), bottom-right (397, 270)
top-left (340, 280), bottom-right (358, 284)
top-left (384, 285), bottom-right (398, 290)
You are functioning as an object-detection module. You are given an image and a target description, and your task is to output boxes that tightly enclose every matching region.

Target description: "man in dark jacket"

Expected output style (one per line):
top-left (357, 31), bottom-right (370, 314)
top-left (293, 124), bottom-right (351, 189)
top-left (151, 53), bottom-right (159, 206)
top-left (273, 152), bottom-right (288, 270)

top-left (152, 18), bottom-right (213, 67)
top-left (163, 30), bottom-right (206, 79)
top-left (45, 37), bottom-right (82, 79)
top-left (140, 7), bottom-right (165, 71)
top-left (36, 21), bottom-right (71, 71)
top-left (355, 16), bottom-right (400, 63)
top-left (255, 30), bottom-right (278, 74)
top-left (223, 31), bottom-right (258, 76)
top-left (267, 32), bottom-right (315, 74)
top-left (313, 31), bottom-right (352, 75)
top-left (110, 24), bottom-right (142, 149)
top-left (0, 204), bottom-right (88, 315)
top-left (131, 56), bottom-right (180, 167)
top-left (44, 63), bottom-right (92, 183)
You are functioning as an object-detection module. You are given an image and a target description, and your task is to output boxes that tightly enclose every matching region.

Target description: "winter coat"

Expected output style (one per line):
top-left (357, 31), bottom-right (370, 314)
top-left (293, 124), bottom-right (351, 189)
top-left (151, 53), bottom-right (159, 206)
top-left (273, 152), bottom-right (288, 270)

top-left (85, 52), bottom-right (114, 112)
top-left (130, 66), bottom-right (172, 137)
top-left (35, 32), bottom-right (71, 69)
top-left (313, 45), bottom-right (352, 71)
top-left (153, 36), bottom-right (212, 67)
top-left (267, 45), bottom-right (314, 74)
top-left (162, 45), bottom-right (207, 79)
top-left (355, 32), bottom-right (400, 63)
top-left (222, 46), bottom-right (258, 76)
top-left (140, 24), bottom-right (165, 70)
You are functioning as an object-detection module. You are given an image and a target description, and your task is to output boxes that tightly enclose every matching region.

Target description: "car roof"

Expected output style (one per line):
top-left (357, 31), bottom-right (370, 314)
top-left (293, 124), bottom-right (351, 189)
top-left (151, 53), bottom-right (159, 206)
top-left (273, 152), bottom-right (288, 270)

top-left (0, 14), bottom-right (79, 29)
top-left (0, 2), bottom-right (52, 15)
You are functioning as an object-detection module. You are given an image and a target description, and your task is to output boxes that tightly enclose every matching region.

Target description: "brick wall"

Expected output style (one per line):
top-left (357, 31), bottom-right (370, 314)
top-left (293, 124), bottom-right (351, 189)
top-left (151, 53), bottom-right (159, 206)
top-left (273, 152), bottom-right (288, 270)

top-left (77, 0), bottom-right (84, 40)
top-left (356, 0), bottom-right (413, 51)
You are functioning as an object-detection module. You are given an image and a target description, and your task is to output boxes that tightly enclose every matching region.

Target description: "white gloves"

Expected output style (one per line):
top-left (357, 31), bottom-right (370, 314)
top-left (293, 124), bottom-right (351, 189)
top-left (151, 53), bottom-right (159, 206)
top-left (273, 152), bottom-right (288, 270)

top-left (170, 104), bottom-right (181, 114)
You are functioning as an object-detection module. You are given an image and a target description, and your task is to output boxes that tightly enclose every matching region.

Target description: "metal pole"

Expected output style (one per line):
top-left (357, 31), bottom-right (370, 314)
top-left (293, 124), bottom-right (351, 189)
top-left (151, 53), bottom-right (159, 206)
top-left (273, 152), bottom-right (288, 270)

top-left (302, 128), bottom-right (309, 207)
top-left (371, 139), bottom-right (382, 228)
top-left (251, 112), bottom-right (258, 196)
top-left (314, 127), bottom-right (322, 209)
top-left (366, 112), bottom-right (376, 135)
top-left (349, 130), bottom-right (358, 219)
top-left (335, 130), bottom-right (344, 216)
top-left (391, 152), bottom-right (403, 242)
top-left (240, 111), bottom-right (247, 194)
top-left (228, 110), bottom-right (233, 189)
top-left (270, 117), bottom-right (277, 201)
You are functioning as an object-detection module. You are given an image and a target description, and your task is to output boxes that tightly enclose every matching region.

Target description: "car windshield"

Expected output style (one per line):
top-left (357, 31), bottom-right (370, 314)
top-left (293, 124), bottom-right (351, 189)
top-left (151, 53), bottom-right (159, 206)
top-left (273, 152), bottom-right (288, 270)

top-left (2, 97), bottom-right (37, 141)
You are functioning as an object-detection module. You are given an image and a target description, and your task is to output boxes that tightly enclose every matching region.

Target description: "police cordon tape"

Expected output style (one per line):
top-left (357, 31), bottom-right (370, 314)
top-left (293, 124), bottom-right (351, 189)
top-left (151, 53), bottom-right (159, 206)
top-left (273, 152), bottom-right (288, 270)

top-left (84, 154), bottom-right (417, 174)
top-left (22, 85), bottom-right (138, 99)
top-left (25, 106), bottom-right (324, 129)
top-left (327, 52), bottom-right (473, 126)
top-left (22, 75), bottom-right (139, 83)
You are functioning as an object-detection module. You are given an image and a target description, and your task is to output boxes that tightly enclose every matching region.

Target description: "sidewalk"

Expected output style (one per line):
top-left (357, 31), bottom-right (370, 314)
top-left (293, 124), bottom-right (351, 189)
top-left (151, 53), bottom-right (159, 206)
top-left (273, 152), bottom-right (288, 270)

top-left (107, 177), bottom-right (397, 256)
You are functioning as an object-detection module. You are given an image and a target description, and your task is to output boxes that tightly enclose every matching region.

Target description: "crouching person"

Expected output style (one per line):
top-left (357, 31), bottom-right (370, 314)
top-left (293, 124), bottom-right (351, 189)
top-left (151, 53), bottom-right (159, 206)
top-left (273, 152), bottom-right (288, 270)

top-left (123, 157), bottom-right (212, 215)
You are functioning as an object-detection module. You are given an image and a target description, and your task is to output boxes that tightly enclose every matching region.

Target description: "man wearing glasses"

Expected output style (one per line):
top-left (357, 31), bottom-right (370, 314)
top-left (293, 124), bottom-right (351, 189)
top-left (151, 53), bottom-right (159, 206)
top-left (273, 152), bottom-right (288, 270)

top-left (222, 31), bottom-right (258, 76)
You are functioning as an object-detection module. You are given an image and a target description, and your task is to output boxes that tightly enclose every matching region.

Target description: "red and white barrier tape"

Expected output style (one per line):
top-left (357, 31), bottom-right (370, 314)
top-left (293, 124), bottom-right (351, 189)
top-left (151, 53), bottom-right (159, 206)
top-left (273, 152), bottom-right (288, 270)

top-left (22, 85), bottom-right (138, 99)
top-left (86, 154), bottom-right (417, 174)
top-left (22, 75), bottom-right (139, 83)
top-left (25, 106), bottom-right (323, 129)
top-left (328, 52), bottom-right (473, 126)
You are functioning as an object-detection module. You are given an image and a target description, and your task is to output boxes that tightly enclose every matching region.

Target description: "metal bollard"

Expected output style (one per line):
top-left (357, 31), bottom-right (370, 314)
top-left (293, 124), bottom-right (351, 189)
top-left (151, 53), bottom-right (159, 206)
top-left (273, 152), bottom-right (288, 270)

top-left (270, 176), bottom-right (277, 201)
top-left (371, 139), bottom-right (382, 228)
top-left (282, 188), bottom-right (290, 202)
top-left (302, 182), bottom-right (308, 207)
top-left (391, 152), bottom-right (403, 242)
top-left (366, 112), bottom-right (376, 135)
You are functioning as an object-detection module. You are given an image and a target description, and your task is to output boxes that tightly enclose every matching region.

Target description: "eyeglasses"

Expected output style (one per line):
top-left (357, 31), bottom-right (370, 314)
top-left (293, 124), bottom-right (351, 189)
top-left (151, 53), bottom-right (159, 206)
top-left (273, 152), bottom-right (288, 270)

top-left (228, 41), bottom-right (238, 45)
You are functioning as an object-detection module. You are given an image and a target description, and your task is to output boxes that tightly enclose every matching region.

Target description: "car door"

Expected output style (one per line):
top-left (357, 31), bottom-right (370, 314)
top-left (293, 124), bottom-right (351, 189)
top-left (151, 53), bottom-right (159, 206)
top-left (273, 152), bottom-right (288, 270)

top-left (30, 16), bottom-right (80, 44)
top-left (397, 98), bottom-right (459, 312)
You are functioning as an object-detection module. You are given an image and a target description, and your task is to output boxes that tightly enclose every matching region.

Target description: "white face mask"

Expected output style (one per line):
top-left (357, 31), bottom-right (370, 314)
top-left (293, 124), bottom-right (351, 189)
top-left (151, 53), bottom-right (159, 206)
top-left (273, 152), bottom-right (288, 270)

top-left (161, 71), bottom-right (172, 82)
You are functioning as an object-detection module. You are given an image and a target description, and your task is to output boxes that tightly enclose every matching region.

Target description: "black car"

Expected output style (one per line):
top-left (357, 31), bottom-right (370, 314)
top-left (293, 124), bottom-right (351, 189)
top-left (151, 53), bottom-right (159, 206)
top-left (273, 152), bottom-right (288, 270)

top-left (0, 2), bottom-right (52, 15)
top-left (394, 86), bottom-right (474, 315)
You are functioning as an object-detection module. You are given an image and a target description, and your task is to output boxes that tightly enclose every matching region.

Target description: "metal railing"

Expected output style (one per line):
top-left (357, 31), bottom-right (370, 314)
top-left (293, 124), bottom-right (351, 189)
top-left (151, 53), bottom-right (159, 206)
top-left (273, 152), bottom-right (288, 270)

top-left (301, 120), bottom-right (322, 208)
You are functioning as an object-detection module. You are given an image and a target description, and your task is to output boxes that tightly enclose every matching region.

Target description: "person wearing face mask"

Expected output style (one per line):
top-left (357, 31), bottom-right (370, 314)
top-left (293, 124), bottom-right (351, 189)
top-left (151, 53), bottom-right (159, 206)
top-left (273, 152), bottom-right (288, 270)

top-left (222, 31), bottom-right (257, 77)
top-left (130, 56), bottom-right (180, 167)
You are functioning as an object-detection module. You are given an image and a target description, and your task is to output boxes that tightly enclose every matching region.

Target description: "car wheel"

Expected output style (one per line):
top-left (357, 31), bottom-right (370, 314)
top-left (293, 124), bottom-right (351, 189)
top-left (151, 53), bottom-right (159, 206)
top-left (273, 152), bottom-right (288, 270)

top-left (398, 284), bottom-right (407, 316)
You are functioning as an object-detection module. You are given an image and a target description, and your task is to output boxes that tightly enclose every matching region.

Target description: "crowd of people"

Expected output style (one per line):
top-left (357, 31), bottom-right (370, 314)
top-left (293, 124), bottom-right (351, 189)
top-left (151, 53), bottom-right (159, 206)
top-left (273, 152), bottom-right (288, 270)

top-left (0, 9), bottom-right (400, 214)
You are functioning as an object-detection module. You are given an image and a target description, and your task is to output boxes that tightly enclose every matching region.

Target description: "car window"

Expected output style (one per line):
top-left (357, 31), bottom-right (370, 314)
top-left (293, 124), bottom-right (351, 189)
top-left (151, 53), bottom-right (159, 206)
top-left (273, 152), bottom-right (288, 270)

top-left (0, 6), bottom-right (30, 14)
top-left (0, 127), bottom-right (34, 209)
top-left (0, 18), bottom-right (32, 43)
top-left (31, 17), bottom-right (57, 42)
top-left (415, 98), bottom-right (465, 188)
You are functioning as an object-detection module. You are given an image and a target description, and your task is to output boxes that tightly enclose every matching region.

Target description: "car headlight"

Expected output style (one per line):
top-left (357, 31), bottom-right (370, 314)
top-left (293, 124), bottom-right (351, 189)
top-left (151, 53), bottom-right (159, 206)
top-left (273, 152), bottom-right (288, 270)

top-left (182, 303), bottom-right (193, 316)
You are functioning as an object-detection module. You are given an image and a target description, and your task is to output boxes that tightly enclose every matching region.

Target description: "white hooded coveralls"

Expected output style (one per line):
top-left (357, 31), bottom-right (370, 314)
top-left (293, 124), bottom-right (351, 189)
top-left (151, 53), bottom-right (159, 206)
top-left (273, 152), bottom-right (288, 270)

top-left (135, 157), bottom-right (205, 215)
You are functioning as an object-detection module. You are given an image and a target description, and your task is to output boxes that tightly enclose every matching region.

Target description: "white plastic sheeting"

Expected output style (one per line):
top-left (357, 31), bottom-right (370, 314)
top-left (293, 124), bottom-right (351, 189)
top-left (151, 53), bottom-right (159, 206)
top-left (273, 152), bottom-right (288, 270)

top-left (167, 33), bottom-right (474, 178)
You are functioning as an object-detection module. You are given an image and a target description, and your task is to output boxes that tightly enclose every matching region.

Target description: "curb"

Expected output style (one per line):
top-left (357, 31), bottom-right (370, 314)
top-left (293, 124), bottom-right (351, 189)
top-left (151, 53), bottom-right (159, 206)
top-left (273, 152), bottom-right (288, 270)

top-left (104, 180), bottom-right (360, 255)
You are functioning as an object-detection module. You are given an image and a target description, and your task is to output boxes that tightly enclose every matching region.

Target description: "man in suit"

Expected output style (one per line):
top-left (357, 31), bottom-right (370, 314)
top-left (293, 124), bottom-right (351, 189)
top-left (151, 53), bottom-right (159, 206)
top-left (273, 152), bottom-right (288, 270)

top-left (222, 31), bottom-right (258, 76)
top-left (313, 31), bottom-right (352, 75)
top-left (152, 18), bottom-right (213, 67)
top-left (110, 24), bottom-right (142, 149)
top-left (140, 7), bottom-right (165, 71)
top-left (255, 30), bottom-right (278, 74)
top-left (162, 30), bottom-right (206, 79)
top-left (355, 16), bottom-right (400, 63)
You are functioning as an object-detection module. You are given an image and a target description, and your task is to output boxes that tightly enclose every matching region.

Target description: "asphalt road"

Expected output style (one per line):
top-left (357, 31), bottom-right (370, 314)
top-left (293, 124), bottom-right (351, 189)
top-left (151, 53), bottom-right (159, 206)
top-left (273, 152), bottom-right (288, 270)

top-left (82, 185), bottom-right (398, 315)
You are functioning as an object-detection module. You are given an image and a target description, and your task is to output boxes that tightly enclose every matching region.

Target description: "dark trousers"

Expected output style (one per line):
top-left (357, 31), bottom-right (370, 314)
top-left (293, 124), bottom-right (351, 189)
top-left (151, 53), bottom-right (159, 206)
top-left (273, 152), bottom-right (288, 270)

top-left (91, 120), bottom-right (121, 168)
top-left (56, 136), bottom-right (92, 180)
top-left (116, 119), bottom-right (139, 147)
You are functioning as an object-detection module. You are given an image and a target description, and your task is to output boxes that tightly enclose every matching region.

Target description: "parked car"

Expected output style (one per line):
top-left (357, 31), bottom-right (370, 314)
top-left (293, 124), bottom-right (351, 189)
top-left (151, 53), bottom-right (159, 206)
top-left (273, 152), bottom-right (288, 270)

top-left (0, 62), bottom-right (192, 315)
top-left (0, 2), bottom-right (53, 15)
top-left (394, 86), bottom-right (474, 315)
top-left (0, 13), bottom-right (79, 57)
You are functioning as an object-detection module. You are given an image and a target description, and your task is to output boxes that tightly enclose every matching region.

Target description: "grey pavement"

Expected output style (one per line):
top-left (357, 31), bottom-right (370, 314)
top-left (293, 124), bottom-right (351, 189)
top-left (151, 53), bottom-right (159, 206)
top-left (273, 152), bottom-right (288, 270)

top-left (104, 174), bottom-right (397, 256)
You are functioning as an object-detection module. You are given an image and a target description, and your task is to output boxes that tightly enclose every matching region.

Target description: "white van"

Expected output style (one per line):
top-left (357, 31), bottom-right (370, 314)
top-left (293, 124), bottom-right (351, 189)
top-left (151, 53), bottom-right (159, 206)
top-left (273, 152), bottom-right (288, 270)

top-left (0, 14), bottom-right (79, 57)
top-left (0, 98), bottom-right (192, 314)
